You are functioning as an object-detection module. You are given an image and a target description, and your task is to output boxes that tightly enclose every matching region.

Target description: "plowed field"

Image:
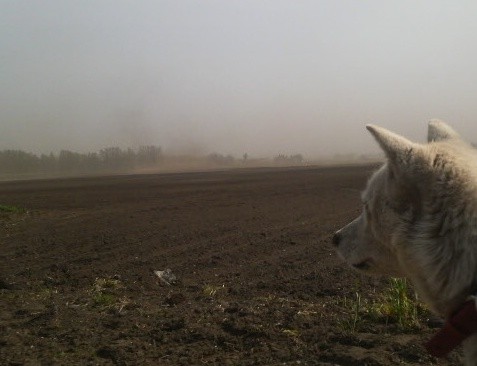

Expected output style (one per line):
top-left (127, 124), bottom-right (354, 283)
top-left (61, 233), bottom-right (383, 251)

top-left (0, 166), bottom-right (461, 365)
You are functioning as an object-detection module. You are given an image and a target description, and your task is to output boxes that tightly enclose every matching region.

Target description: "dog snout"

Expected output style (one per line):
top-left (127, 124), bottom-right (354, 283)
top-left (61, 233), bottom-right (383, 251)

top-left (332, 231), bottom-right (341, 247)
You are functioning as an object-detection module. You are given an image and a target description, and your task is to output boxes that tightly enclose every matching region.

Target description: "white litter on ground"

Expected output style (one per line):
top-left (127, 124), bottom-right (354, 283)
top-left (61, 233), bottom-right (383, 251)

top-left (154, 269), bottom-right (177, 286)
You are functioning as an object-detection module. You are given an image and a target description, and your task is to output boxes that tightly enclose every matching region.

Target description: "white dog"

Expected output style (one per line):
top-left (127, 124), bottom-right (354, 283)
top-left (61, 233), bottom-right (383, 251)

top-left (333, 120), bottom-right (477, 364)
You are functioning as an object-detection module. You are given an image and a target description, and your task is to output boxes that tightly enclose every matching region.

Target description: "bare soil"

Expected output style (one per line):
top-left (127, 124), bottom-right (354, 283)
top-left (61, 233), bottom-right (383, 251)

top-left (0, 165), bottom-right (462, 365)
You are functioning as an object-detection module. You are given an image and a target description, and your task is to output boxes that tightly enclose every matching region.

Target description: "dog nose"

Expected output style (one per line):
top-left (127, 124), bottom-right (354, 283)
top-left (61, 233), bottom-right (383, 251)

top-left (332, 232), bottom-right (341, 247)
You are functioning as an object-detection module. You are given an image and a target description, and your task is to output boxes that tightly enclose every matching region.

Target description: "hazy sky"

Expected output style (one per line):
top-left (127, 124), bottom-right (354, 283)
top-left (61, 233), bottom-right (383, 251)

top-left (2, 1), bottom-right (477, 158)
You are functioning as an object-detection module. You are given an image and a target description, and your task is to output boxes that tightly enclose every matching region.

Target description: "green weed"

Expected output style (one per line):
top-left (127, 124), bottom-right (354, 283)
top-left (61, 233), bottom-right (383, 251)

top-left (0, 204), bottom-right (25, 213)
top-left (282, 328), bottom-right (300, 338)
top-left (202, 284), bottom-right (224, 297)
top-left (340, 278), bottom-right (428, 332)
top-left (90, 277), bottom-right (123, 309)
top-left (92, 277), bottom-right (122, 293)
top-left (92, 293), bottom-right (117, 307)
top-left (340, 291), bottom-right (365, 332)
top-left (375, 277), bottom-right (425, 329)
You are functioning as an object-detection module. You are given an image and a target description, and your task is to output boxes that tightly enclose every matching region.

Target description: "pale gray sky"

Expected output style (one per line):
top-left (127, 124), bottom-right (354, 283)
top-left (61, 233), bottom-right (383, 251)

top-left (1, 1), bottom-right (477, 157)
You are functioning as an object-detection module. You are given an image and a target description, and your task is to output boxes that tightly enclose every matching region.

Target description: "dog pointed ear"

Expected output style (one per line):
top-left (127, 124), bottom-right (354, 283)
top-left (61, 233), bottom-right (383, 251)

top-left (366, 124), bottom-right (417, 166)
top-left (427, 119), bottom-right (460, 142)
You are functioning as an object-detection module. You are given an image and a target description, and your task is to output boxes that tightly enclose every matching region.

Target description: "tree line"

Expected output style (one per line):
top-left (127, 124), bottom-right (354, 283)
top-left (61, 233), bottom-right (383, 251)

top-left (0, 146), bottom-right (163, 175)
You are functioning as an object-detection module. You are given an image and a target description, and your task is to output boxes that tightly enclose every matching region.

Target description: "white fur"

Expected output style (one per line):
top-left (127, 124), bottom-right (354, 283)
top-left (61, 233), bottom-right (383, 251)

top-left (334, 120), bottom-right (477, 365)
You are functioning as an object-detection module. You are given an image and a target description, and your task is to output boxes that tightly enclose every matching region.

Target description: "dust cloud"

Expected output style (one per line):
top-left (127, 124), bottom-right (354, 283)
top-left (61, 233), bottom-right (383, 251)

top-left (1, 1), bottom-right (477, 178)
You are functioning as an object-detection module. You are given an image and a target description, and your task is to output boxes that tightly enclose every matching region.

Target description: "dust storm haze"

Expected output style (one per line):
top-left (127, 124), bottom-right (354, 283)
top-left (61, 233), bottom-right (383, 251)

top-left (2, 1), bottom-right (477, 162)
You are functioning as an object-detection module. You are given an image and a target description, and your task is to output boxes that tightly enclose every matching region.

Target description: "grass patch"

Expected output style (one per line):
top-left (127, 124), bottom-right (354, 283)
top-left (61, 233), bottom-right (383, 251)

top-left (282, 328), bottom-right (300, 338)
top-left (202, 284), bottom-right (224, 297)
top-left (90, 277), bottom-right (125, 309)
top-left (0, 204), bottom-right (25, 213)
top-left (375, 278), bottom-right (426, 329)
top-left (36, 287), bottom-right (58, 301)
top-left (92, 277), bottom-right (122, 293)
top-left (340, 291), bottom-right (364, 332)
top-left (340, 278), bottom-right (429, 332)
top-left (92, 293), bottom-right (117, 307)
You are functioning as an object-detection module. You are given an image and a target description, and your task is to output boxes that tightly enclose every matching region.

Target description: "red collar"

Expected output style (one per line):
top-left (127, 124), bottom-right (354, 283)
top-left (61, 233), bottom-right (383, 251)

top-left (426, 299), bottom-right (477, 357)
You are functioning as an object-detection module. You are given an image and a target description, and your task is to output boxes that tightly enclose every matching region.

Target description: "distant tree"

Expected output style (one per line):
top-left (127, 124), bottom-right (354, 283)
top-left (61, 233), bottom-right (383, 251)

top-left (0, 143), bottom-right (164, 177)
top-left (289, 154), bottom-right (304, 164)
top-left (124, 148), bottom-right (135, 168)
top-left (84, 152), bottom-right (100, 171)
top-left (273, 154), bottom-right (287, 164)
top-left (273, 153), bottom-right (304, 165)
top-left (99, 147), bottom-right (132, 170)
top-left (59, 150), bottom-right (84, 171)
top-left (0, 150), bottom-right (39, 173)
top-left (137, 145), bottom-right (162, 166)
top-left (39, 153), bottom-right (57, 172)
top-left (207, 153), bottom-right (235, 165)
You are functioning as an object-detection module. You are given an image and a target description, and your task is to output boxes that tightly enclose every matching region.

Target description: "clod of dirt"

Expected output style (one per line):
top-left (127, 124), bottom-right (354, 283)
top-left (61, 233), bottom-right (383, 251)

top-left (0, 278), bottom-right (14, 290)
top-left (164, 292), bottom-right (186, 306)
top-left (96, 346), bottom-right (118, 361)
top-left (160, 317), bottom-right (185, 332)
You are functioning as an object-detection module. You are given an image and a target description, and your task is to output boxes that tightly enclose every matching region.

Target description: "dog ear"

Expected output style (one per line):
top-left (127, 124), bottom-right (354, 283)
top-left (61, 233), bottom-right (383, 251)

top-left (366, 125), bottom-right (417, 167)
top-left (427, 119), bottom-right (460, 142)
top-left (367, 125), bottom-right (424, 217)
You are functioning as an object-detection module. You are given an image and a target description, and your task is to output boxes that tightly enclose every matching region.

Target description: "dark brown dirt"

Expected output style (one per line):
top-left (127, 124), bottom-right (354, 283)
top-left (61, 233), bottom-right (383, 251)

top-left (0, 165), bottom-right (462, 365)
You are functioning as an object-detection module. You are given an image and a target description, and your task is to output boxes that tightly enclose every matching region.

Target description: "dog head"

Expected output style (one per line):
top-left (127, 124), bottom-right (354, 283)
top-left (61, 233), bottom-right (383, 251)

top-left (333, 120), bottom-right (463, 278)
